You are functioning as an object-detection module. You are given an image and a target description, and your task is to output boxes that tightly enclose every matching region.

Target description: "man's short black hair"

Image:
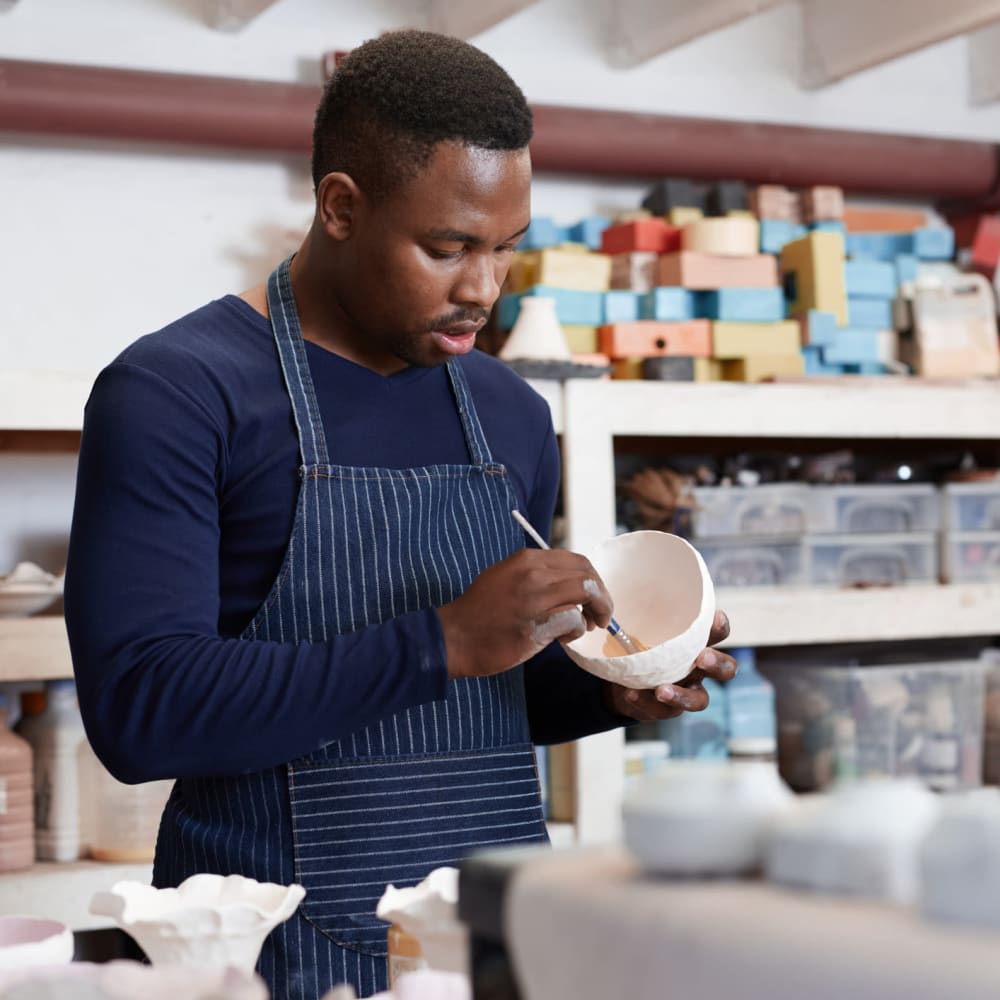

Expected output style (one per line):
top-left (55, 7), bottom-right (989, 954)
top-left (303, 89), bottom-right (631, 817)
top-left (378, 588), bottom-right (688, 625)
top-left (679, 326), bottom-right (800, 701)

top-left (311, 30), bottom-right (533, 201)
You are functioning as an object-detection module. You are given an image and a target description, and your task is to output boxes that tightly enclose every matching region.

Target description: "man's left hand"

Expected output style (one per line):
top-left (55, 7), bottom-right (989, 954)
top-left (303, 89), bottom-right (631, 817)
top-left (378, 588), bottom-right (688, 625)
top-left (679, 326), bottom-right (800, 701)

top-left (604, 609), bottom-right (736, 722)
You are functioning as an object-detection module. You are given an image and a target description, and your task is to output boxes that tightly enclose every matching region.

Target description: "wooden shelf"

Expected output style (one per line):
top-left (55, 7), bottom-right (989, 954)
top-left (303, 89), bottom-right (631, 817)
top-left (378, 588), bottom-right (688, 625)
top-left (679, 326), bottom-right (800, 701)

top-left (0, 616), bottom-right (72, 682)
top-left (0, 370), bottom-right (96, 431)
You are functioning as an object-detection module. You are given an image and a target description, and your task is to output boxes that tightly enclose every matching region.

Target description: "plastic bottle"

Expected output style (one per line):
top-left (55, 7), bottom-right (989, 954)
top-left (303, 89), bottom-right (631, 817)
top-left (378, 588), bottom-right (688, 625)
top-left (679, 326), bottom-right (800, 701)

top-left (15, 680), bottom-right (87, 862)
top-left (88, 759), bottom-right (173, 863)
top-left (725, 648), bottom-right (777, 761)
top-left (0, 692), bottom-right (35, 872)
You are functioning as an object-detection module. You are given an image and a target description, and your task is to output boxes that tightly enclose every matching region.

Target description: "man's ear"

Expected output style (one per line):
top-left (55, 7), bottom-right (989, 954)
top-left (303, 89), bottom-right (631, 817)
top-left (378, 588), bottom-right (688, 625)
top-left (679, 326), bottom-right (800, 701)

top-left (316, 172), bottom-right (363, 242)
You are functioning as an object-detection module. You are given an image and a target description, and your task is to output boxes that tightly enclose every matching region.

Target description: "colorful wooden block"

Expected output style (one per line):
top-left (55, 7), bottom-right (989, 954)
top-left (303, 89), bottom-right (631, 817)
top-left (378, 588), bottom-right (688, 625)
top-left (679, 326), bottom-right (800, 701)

top-left (842, 362), bottom-right (890, 375)
top-left (894, 254), bottom-right (919, 285)
top-left (843, 207), bottom-right (928, 233)
top-left (568, 216), bottom-right (611, 251)
top-left (970, 216), bottom-right (1000, 276)
top-left (532, 248), bottom-right (612, 292)
top-left (562, 325), bottom-right (599, 354)
top-left (497, 286), bottom-right (605, 328)
top-left (711, 321), bottom-right (802, 359)
top-left (598, 320), bottom-right (712, 359)
top-left (845, 232), bottom-right (912, 261)
top-left (669, 207), bottom-right (704, 227)
top-left (822, 328), bottom-right (884, 365)
top-left (750, 185), bottom-right (800, 223)
top-left (802, 186), bottom-right (845, 223)
top-left (610, 251), bottom-right (659, 292)
top-left (658, 251), bottom-right (779, 290)
top-left (600, 219), bottom-right (681, 256)
top-left (615, 209), bottom-right (655, 223)
top-left (810, 221), bottom-right (847, 236)
top-left (797, 310), bottom-right (839, 348)
top-left (780, 231), bottom-right (848, 325)
top-left (641, 356), bottom-right (697, 381)
top-left (603, 290), bottom-right (641, 323)
top-left (760, 220), bottom-right (807, 255)
top-left (722, 354), bottom-right (806, 382)
top-left (694, 358), bottom-right (724, 382)
top-left (844, 259), bottom-right (897, 299)
top-left (521, 217), bottom-right (569, 250)
top-left (639, 287), bottom-right (697, 321)
top-left (681, 217), bottom-right (760, 257)
top-left (642, 178), bottom-right (706, 216)
top-left (700, 288), bottom-right (786, 323)
top-left (847, 297), bottom-right (893, 329)
top-left (913, 226), bottom-right (955, 261)
top-left (612, 357), bottom-right (643, 380)
top-left (707, 181), bottom-right (748, 217)
top-left (802, 346), bottom-right (844, 375)
top-left (505, 251), bottom-right (538, 293)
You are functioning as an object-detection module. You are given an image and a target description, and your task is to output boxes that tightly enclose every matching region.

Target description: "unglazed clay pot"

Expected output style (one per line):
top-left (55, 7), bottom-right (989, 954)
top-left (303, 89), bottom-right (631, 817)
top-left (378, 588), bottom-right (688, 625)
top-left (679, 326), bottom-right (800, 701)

top-left (623, 760), bottom-right (793, 876)
top-left (89, 874), bottom-right (305, 973)
top-left (0, 917), bottom-right (73, 971)
top-left (564, 531), bottom-right (716, 689)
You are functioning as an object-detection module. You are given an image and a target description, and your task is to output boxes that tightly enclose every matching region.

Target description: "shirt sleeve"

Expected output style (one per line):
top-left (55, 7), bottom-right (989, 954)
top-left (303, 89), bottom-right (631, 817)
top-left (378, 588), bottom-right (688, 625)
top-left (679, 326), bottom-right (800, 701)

top-left (65, 363), bottom-right (449, 783)
top-left (518, 419), bottom-right (632, 745)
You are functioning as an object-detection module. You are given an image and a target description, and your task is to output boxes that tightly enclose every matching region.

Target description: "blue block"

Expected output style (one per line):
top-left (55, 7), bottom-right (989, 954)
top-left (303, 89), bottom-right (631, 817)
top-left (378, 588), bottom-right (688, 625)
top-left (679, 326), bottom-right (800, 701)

top-left (845, 259), bottom-right (897, 299)
top-left (802, 346), bottom-right (845, 375)
top-left (823, 327), bottom-right (883, 364)
top-left (894, 254), bottom-right (919, 284)
top-left (567, 216), bottom-right (611, 251)
top-left (843, 362), bottom-right (889, 375)
top-left (845, 232), bottom-right (912, 260)
top-left (497, 285), bottom-right (606, 328)
top-left (913, 226), bottom-right (955, 261)
top-left (759, 220), bottom-right (806, 255)
top-left (810, 221), bottom-right (847, 237)
top-left (847, 297), bottom-right (893, 329)
top-left (802, 310), bottom-right (839, 348)
top-left (604, 289), bottom-right (641, 323)
top-left (639, 286), bottom-right (697, 321)
top-left (520, 217), bottom-right (570, 250)
top-left (699, 287), bottom-right (786, 322)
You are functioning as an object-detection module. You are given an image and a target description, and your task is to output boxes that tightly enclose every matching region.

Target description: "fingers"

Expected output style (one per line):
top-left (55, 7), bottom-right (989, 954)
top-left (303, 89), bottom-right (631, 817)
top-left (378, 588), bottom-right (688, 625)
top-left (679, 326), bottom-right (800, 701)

top-left (706, 608), bottom-right (731, 647)
top-left (692, 647), bottom-right (738, 683)
top-left (534, 607), bottom-right (587, 646)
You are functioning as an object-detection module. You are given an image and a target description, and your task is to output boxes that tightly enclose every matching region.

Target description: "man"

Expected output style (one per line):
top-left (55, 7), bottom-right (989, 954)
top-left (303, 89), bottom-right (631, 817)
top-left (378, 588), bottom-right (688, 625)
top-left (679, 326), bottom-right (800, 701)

top-left (65, 29), bottom-right (735, 999)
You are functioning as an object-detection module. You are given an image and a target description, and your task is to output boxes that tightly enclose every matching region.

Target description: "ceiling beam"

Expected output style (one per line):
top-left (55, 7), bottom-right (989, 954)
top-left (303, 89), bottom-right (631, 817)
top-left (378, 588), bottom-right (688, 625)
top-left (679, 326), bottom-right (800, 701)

top-left (969, 22), bottom-right (1000, 104)
top-left (801, 0), bottom-right (1000, 89)
top-left (204, 0), bottom-right (282, 32)
top-left (606, 0), bottom-right (786, 68)
top-left (423, 0), bottom-right (541, 39)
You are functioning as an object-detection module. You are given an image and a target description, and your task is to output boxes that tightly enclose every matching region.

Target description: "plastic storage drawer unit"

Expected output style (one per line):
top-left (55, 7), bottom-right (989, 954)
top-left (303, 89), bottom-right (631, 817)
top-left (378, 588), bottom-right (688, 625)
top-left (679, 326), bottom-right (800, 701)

top-left (760, 659), bottom-right (986, 793)
top-left (808, 484), bottom-right (939, 534)
top-left (942, 532), bottom-right (1000, 583)
top-left (690, 484), bottom-right (810, 539)
top-left (806, 532), bottom-right (938, 587)
top-left (943, 482), bottom-right (1000, 533)
top-left (694, 537), bottom-right (805, 587)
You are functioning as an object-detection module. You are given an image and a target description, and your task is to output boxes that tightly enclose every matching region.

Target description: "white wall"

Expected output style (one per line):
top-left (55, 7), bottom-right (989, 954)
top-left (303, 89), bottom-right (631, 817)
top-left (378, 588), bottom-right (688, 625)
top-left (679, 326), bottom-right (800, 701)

top-left (2, 0), bottom-right (999, 570)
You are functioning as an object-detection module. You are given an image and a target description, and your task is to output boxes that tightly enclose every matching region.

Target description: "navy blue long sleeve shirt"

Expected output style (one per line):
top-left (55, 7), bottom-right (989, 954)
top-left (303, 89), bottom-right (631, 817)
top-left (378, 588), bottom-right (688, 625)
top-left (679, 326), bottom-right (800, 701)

top-left (65, 295), bottom-right (621, 783)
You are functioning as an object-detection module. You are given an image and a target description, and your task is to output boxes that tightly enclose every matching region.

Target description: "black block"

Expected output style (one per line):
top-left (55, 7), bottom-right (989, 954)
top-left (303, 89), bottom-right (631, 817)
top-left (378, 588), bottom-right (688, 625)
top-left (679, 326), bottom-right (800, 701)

top-left (707, 180), bottom-right (749, 216)
top-left (640, 178), bottom-right (705, 215)
top-left (642, 356), bottom-right (696, 381)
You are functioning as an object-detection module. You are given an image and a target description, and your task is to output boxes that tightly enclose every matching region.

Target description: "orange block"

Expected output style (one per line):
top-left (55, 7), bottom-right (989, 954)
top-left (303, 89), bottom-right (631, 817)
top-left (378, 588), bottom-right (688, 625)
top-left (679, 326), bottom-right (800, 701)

top-left (600, 219), bottom-right (681, 255)
top-left (598, 320), bottom-right (712, 359)
top-left (842, 207), bottom-right (929, 233)
top-left (656, 251), bottom-right (778, 290)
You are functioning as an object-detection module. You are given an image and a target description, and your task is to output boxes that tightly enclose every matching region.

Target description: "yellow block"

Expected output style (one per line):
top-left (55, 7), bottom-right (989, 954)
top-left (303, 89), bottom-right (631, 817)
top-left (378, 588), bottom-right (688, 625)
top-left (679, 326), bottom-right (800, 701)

top-left (562, 325), bottom-right (599, 353)
top-left (613, 357), bottom-right (644, 380)
top-left (723, 354), bottom-right (806, 382)
top-left (694, 358), bottom-right (724, 382)
top-left (712, 321), bottom-right (802, 360)
top-left (533, 248), bottom-right (612, 291)
top-left (615, 209), bottom-right (654, 223)
top-left (669, 207), bottom-right (704, 227)
top-left (682, 217), bottom-right (760, 257)
top-left (552, 242), bottom-right (592, 254)
top-left (780, 231), bottom-right (848, 326)
top-left (506, 251), bottom-right (538, 293)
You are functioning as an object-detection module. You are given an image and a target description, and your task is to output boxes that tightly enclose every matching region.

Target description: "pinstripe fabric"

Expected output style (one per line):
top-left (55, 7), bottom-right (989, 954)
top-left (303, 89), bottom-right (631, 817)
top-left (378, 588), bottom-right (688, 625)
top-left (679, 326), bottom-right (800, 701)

top-left (153, 257), bottom-right (548, 999)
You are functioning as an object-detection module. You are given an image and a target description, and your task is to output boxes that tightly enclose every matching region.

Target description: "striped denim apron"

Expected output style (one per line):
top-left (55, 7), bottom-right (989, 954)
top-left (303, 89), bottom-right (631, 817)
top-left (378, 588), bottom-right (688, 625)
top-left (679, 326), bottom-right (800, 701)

top-left (153, 257), bottom-right (548, 999)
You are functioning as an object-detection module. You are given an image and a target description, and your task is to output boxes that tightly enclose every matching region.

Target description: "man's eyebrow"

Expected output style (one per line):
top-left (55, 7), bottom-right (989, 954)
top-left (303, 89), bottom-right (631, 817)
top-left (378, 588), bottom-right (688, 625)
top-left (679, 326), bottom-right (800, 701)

top-left (425, 223), bottom-right (531, 246)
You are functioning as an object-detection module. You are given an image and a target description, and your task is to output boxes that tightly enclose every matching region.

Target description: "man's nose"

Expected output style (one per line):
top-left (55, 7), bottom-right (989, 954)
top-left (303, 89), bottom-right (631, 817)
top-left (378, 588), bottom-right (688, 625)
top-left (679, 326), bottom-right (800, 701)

top-left (454, 253), bottom-right (501, 309)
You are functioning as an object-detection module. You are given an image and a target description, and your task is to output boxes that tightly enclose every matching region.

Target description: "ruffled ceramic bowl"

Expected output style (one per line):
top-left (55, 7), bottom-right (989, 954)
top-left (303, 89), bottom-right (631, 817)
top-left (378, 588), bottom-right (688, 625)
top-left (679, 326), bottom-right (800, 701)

top-left (0, 960), bottom-right (268, 999)
top-left (89, 874), bottom-right (305, 973)
top-left (0, 917), bottom-right (73, 971)
top-left (564, 531), bottom-right (716, 689)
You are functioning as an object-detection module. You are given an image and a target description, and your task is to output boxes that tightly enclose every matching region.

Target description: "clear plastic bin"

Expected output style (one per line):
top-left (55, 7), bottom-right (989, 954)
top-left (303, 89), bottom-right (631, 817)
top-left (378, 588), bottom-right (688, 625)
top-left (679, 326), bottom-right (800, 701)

top-left (759, 659), bottom-right (986, 793)
top-left (943, 482), bottom-right (1000, 533)
top-left (806, 532), bottom-right (938, 587)
top-left (808, 484), bottom-right (939, 534)
top-left (942, 532), bottom-right (1000, 583)
top-left (690, 485), bottom-right (810, 539)
top-left (694, 536), bottom-right (805, 587)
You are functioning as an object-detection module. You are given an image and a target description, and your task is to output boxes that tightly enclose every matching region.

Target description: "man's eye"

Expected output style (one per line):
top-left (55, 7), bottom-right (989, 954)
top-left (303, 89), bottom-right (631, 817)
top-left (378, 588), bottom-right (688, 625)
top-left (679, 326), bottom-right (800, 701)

top-left (429, 248), bottom-right (464, 260)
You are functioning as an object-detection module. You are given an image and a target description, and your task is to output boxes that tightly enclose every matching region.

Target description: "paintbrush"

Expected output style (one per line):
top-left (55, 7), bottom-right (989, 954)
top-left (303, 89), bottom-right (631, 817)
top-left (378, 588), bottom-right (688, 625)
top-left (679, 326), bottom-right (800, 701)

top-left (510, 509), bottom-right (647, 655)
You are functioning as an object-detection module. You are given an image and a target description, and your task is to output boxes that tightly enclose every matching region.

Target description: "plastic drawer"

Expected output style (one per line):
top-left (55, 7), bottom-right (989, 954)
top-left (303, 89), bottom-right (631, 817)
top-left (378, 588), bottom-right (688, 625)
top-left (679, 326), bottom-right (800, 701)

top-left (690, 485), bottom-right (810, 539)
top-left (942, 532), bottom-right (1000, 583)
top-left (808, 484), bottom-right (939, 534)
top-left (943, 482), bottom-right (1000, 533)
top-left (694, 536), bottom-right (805, 587)
top-left (806, 532), bottom-right (937, 587)
top-left (759, 659), bottom-right (986, 793)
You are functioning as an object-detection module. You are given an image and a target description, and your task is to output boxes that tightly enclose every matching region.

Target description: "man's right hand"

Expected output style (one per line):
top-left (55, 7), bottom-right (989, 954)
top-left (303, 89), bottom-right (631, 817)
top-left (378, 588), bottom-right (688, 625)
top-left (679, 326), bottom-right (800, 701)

top-left (437, 548), bottom-right (614, 680)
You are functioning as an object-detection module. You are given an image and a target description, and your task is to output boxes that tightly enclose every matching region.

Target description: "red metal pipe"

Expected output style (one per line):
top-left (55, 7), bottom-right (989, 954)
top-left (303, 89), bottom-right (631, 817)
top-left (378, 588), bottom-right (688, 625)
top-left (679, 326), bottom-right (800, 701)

top-left (1, 57), bottom-right (998, 204)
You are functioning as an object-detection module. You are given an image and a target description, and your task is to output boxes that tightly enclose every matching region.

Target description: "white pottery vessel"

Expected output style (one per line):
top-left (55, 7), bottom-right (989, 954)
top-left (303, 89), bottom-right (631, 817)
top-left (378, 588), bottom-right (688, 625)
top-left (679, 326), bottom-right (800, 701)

top-left (498, 297), bottom-right (572, 362)
top-left (623, 760), bottom-right (793, 876)
top-left (0, 917), bottom-right (73, 971)
top-left (89, 874), bottom-right (305, 973)
top-left (564, 531), bottom-right (716, 689)
top-left (765, 778), bottom-right (940, 904)
top-left (0, 960), bottom-right (267, 999)
top-left (919, 787), bottom-right (1000, 928)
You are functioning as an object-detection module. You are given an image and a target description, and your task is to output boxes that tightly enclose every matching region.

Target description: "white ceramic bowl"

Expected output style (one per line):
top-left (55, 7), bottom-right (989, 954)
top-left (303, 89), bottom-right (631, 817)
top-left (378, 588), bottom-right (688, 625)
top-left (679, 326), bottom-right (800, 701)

top-left (564, 531), bottom-right (716, 689)
top-left (0, 917), bottom-right (73, 971)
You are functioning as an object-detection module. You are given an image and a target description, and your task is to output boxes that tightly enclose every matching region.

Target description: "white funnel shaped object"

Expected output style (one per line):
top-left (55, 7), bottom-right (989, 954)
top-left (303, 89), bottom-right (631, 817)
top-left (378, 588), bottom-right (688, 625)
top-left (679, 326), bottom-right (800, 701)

top-left (498, 297), bottom-right (572, 361)
top-left (564, 530), bottom-right (716, 689)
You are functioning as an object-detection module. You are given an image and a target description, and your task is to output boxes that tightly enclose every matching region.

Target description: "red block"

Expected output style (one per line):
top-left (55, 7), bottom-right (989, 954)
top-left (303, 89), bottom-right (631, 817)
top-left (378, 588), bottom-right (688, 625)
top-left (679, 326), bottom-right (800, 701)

top-left (970, 215), bottom-right (1000, 277)
top-left (600, 219), bottom-right (681, 255)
